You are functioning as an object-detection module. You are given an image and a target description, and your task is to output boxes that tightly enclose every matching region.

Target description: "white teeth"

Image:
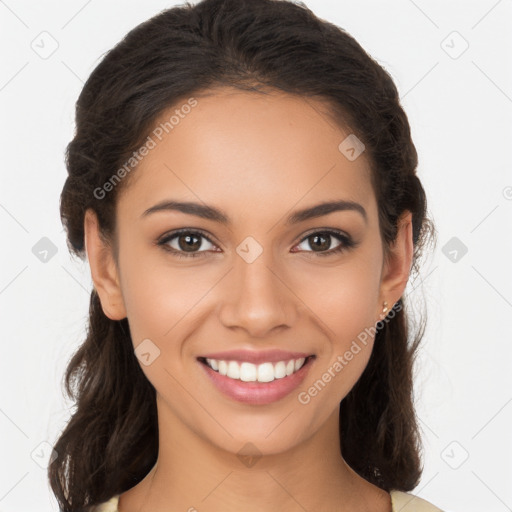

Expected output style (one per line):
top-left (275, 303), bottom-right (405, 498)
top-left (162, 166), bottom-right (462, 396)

top-left (218, 360), bottom-right (228, 376)
top-left (227, 361), bottom-right (240, 379)
top-left (240, 362), bottom-right (257, 382)
top-left (204, 357), bottom-right (309, 382)
top-left (294, 358), bottom-right (305, 371)
top-left (257, 362), bottom-right (275, 383)
top-left (274, 361), bottom-right (286, 379)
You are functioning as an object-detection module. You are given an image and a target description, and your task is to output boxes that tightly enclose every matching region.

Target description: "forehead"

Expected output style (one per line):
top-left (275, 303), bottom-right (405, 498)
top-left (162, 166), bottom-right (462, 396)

top-left (116, 88), bottom-right (375, 225)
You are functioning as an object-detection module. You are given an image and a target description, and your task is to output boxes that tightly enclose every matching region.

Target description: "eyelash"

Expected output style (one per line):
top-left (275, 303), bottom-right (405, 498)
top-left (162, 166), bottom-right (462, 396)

top-left (157, 228), bottom-right (357, 260)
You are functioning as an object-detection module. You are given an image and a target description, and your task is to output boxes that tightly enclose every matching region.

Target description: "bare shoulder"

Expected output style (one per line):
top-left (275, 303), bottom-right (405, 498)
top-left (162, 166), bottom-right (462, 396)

top-left (88, 494), bottom-right (120, 512)
top-left (390, 490), bottom-right (444, 512)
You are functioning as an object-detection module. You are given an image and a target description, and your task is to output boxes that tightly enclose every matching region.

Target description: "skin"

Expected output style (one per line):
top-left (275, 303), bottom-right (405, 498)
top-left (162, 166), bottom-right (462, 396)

top-left (84, 86), bottom-right (413, 512)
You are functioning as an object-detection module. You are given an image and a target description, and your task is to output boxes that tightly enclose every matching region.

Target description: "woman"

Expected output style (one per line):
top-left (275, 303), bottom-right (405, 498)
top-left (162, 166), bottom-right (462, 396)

top-left (49, 0), bottom-right (443, 510)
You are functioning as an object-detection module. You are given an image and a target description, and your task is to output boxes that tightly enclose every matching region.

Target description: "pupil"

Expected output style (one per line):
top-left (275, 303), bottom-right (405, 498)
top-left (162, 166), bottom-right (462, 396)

top-left (179, 234), bottom-right (201, 251)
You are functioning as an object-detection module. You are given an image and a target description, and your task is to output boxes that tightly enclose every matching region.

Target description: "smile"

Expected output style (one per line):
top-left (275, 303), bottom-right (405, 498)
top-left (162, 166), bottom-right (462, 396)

top-left (197, 355), bottom-right (315, 405)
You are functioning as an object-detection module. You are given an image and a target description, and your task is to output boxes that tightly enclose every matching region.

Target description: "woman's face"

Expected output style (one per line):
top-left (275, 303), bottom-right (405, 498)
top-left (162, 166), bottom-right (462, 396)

top-left (87, 87), bottom-right (411, 457)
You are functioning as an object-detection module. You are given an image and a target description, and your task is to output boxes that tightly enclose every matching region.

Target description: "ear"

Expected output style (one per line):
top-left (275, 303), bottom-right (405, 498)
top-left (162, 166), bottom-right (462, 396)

top-left (377, 210), bottom-right (414, 318)
top-left (84, 208), bottom-right (127, 320)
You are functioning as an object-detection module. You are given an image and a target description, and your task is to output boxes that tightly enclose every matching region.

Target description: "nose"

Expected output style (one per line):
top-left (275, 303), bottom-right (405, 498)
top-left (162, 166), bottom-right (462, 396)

top-left (218, 249), bottom-right (298, 338)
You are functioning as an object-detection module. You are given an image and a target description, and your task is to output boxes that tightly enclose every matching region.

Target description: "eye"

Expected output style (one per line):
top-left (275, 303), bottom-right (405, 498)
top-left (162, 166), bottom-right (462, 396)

top-left (292, 229), bottom-right (356, 257)
top-left (157, 228), bottom-right (357, 260)
top-left (157, 229), bottom-right (218, 259)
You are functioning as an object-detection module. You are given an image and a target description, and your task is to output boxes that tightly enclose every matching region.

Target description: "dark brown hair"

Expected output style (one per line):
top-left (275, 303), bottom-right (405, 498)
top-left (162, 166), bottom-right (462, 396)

top-left (49, 0), bottom-right (436, 509)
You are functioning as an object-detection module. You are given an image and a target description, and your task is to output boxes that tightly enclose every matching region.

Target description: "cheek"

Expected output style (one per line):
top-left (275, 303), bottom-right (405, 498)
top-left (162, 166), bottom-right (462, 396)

top-left (296, 257), bottom-right (381, 402)
top-left (117, 237), bottom-right (213, 346)
top-left (298, 254), bottom-right (380, 336)
top-left (118, 254), bottom-right (213, 400)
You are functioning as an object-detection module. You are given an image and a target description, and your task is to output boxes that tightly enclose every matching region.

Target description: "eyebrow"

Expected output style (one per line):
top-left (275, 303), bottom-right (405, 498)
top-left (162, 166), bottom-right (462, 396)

top-left (141, 199), bottom-right (367, 225)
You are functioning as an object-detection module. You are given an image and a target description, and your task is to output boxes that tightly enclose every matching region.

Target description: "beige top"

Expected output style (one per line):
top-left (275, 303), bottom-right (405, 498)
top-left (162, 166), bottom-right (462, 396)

top-left (90, 490), bottom-right (444, 511)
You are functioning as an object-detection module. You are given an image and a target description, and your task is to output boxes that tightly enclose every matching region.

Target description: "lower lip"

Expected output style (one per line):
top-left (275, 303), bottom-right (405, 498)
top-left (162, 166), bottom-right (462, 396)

top-left (198, 357), bottom-right (315, 405)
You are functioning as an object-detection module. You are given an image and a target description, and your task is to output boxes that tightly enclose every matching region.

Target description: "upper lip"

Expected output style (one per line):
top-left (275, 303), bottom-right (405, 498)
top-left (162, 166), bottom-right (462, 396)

top-left (198, 349), bottom-right (314, 364)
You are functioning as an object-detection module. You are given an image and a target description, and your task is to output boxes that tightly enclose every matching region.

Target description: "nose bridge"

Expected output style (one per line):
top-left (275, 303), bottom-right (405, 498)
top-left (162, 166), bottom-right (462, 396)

top-left (218, 240), bottom-right (295, 336)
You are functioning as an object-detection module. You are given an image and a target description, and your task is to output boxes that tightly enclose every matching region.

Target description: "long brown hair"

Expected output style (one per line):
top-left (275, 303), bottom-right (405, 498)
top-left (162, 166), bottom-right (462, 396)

top-left (49, 0), bottom-right (436, 509)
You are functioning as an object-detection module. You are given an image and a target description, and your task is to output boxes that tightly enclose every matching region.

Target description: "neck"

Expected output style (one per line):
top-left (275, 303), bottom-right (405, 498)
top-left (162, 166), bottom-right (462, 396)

top-left (119, 395), bottom-right (389, 512)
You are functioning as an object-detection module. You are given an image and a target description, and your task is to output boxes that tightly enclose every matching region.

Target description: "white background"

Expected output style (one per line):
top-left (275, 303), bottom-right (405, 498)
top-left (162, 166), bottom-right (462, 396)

top-left (1, 1), bottom-right (511, 511)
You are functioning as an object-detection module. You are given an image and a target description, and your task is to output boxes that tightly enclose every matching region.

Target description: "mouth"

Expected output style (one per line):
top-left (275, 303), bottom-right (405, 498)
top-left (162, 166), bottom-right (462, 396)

top-left (197, 355), bottom-right (316, 405)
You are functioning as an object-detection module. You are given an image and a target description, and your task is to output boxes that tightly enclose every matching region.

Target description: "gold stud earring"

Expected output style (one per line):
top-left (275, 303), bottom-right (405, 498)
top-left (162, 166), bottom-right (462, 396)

top-left (379, 301), bottom-right (389, 320)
